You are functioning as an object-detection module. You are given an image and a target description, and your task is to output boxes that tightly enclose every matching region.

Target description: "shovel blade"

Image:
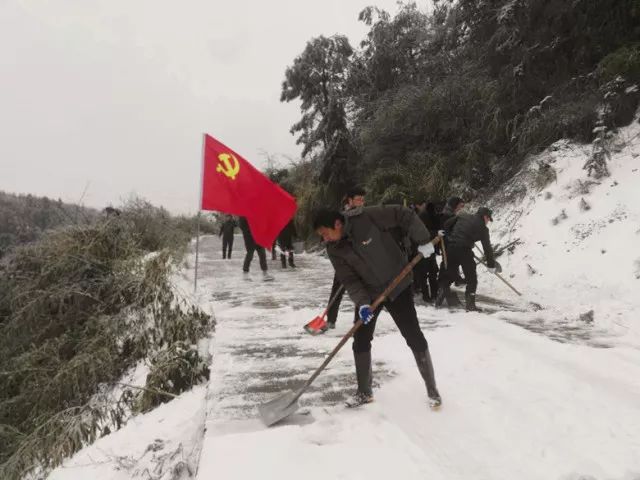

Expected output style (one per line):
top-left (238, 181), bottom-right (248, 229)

top-left (258, 389), bottom-right (301, 427)
top-left (303, 316), bottom-right (328, 335)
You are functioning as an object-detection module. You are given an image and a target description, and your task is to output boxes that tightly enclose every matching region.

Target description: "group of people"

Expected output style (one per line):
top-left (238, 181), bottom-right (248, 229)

top-left (219, 186), bottom-right (499, 411)
top-left (312, 187), bottom-right (499, 409)
top-left (411, 197), bottom-right (500, 311)
top-left (217, 214), bottom-right (297, 280)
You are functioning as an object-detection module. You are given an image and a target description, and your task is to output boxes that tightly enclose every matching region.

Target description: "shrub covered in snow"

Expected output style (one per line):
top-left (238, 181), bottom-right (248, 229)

top-left (0, 216), bottom-right (214, 480)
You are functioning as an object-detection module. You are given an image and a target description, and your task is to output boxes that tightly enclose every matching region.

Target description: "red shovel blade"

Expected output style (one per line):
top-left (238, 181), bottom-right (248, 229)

top-left (303, 316), bottom-right (328, 335)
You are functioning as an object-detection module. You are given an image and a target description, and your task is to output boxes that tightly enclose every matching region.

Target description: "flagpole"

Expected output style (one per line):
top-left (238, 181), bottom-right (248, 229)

top-left (194, 133), bottom-right (206, 293)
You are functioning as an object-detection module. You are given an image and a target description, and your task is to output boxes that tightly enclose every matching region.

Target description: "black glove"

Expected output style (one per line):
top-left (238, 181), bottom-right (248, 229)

top-left (488, 261), bottom-right (502, 274)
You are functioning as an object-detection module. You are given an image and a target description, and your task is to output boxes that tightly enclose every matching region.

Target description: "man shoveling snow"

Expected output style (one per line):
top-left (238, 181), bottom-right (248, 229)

top-left (313, 205), bottom-right (442, 409)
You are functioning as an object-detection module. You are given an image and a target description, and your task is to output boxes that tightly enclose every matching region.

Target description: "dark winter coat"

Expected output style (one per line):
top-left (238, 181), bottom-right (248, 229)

top-left (418, 206), bottom-right (441, 254)
top-left (419, 207), bottom-right (441, 239)
top-left (219, 218), bottom-right (236, 239)
top-left (326, 205), bottom-right (432, 306)
top-left (277, 220), bottom-right (296, 249)
top-left (444, 213), bottom-right (496, 268)
top-left (439, 204), bottom-right (456, 228)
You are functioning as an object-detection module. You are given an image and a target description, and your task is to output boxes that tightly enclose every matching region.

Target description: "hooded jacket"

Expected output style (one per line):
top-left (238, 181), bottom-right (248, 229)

top-left (326, 205), bottom-right (431, 306)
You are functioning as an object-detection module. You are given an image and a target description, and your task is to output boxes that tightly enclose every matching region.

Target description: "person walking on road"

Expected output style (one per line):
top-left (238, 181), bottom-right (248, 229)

top-left (238, 216), bottom-right (273, 281)
top-left (219, 214), bottom-right (236, 259)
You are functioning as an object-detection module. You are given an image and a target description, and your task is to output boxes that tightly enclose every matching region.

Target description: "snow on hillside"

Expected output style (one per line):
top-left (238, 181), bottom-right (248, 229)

top-left (485, 116), bottom-right (640, 346)
top-left (47, 117), bottom-right (640, 480)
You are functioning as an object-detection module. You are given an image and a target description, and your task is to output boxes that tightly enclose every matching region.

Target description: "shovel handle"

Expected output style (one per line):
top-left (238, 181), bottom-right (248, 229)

top-left (473, 247), bottom-right (522, 297)
top-left (440, 236), bottom-right (448, 269)
top-left (319, 284), bottom-right (345, 319)
top-left (294, 237), bottom-right (440, 401)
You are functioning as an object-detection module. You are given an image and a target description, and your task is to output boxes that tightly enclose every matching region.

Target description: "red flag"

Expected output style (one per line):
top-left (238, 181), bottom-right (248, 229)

top-left (200, 134), bottom-right (297, 248)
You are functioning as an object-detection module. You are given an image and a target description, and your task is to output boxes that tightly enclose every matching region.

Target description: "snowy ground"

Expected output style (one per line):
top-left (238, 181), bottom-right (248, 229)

top-left (485, 118), bottom-right (640, 348)
top-left (193, 237), bottom-right (640, 480)
top-left (48, 119), bottom-right (640, 480)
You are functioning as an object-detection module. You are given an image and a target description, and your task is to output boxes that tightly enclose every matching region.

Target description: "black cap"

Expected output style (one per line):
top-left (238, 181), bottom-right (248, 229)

top-left (346, 186), bottom-right (366, 199)
top-left (477, 207), bottom-right (493, 221)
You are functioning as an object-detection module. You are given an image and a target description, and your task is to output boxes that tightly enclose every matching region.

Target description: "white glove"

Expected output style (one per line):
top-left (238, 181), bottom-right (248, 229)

top-left (438, 230), bottom-right (445, 237)
top-left (418, 243), bottom-right (435, 257)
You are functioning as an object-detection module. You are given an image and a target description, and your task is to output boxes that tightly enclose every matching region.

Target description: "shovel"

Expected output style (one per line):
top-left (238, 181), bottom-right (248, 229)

top-left (258, 245), bottom-right (434, 427)
top-left (303, 284), bottom-right (345, 335)
top-left (473, 245), bottom-right (522, 296)
top-left (473, 246), bottom-right (543, 310)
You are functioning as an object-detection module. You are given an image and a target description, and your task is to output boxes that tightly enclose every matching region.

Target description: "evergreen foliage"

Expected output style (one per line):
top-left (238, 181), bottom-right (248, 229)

top-left (281, 0), bottom-right (640, 232)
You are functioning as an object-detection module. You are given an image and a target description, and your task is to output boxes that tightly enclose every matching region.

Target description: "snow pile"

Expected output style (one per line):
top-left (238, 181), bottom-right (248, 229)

top-left (47, 387), bottom-right (207, 480)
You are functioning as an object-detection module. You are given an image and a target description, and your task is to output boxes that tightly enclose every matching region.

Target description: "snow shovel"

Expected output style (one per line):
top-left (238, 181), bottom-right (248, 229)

top-left (303, 284), bottom-right (345, 335)
top-left (258, 248), bottom-right (431, 427)
top-left (472, 246), bottom-right (544, 310)
top-left (473, 246), bottom-right (522, 296)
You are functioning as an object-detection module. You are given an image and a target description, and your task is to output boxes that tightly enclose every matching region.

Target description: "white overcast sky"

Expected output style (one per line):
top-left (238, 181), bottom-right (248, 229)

top-left (0, 0), bottom-right (407, 214)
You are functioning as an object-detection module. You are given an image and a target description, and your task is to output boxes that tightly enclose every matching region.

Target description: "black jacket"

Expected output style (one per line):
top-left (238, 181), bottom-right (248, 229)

top-left (445, 213), bottom-right (495, 268)
top-left (326, 205), bottom-right (432, 306)
top-left (439, 204), bottom-right (456, 228)
top-left (219, 218), bottom-right (236, 238)
top-left (277, 220), bottom-right (296, 247)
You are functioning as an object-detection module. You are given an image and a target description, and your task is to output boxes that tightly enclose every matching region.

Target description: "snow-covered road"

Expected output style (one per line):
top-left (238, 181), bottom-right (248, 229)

top-left (195, 235), bottom-right (640, 480)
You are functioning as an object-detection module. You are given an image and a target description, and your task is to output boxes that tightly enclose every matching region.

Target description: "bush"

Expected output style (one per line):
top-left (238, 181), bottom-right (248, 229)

top-left (137, 342), bottom-right (210, 413)
top-left (0, 216), bottom-right (213, 480)
top-left (598, 43), bottom-right (640, 82)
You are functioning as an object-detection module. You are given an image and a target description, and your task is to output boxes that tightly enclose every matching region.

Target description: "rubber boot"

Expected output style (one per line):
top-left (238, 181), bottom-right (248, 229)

top-left (280, 254), bottom-right (287, 269)
top-left (288, 252), bottom-right (296, 268)
top-left (412, 349), bottom-right (442, 408)
top-left (465, 292), bottom-right (482, 312)
top-left (346, 351), bottom-right (374, 407)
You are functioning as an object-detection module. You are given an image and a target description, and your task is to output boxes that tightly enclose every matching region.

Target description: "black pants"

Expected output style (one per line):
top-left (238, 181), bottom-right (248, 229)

top-left (414, 254), bottom-right (439, 299)
top-left (222, 235), bottom-right (234, 259)
top-left (278, 238), bottom-right (295, 268)
top-left (414, 256), bottom-right (428, 295)
top-left (271, 240), bottom-right (277, 260)
top-left (425, 254), bottom-right (439, 298)
top-left (352, 287), bottom-right (428, 353)
top-left (280, 252), bottom-right (295, 268)
top-left (243, 245), bottom-right (267, 272)
top-left (327, 274), bottom-right (346, 324)
top-left (439, 246), bottom-right (477, 294)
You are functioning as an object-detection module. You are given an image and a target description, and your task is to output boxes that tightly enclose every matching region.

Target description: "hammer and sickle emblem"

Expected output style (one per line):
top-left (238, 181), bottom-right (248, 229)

top-left (216, 153), bottom-right (240, 180)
